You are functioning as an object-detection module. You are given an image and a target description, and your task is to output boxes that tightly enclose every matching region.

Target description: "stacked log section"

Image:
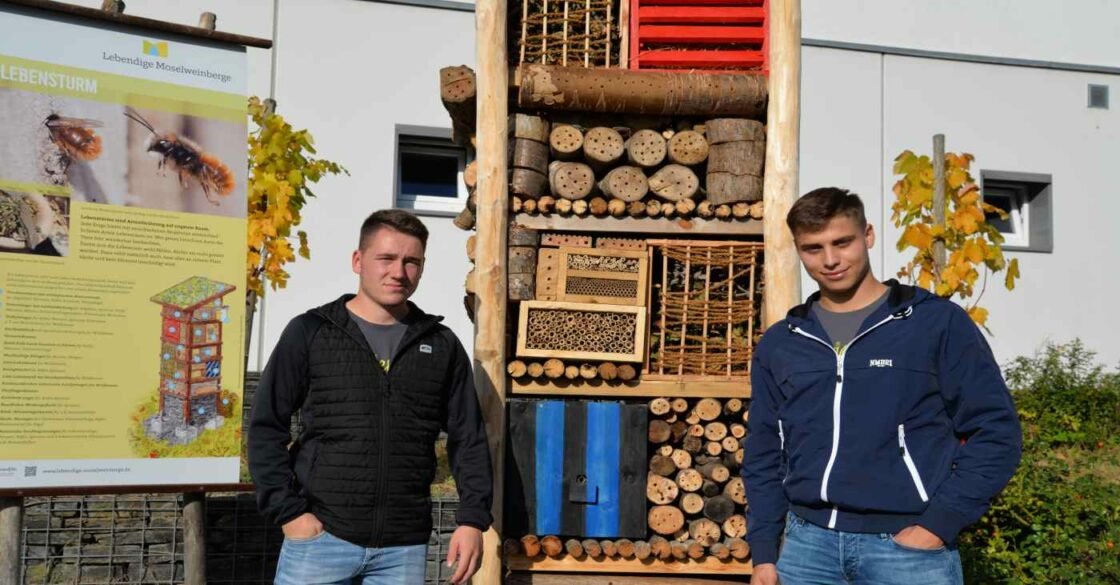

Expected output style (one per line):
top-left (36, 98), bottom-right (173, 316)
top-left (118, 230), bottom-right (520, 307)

top-left (648, 165), bottom-right (699, 202)
top-left (667, 130), bottom-right (709, 166)
top-left (644, 396), bottom-right (751, 561)
top-left (598, 166), bottom-right (649, 202)
top-left (510, 114), bottom-right (551, 199)
top-left (506, 358), bottom-right (637, 382)
top-left (549, 124), bottom-right (584, 160)
top-left (548, 161), bottom-right (595, 200)
top-left (626, 129), bottom-right (668, 168)
top-left (504, 531), bottom-right (750, 563)
top-left (583, 126), bottom-right (626, 168)
top-left (507, 223), bottom-right (539, 301)
top-left (510, 113), bottom-right (550, 142)
top-left (706, 118), bottom-right (765, 204)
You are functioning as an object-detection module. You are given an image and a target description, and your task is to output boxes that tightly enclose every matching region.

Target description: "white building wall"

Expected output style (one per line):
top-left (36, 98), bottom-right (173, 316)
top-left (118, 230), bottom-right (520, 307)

top-left (802, 0), bottom-right (1120, 68)
top-left (800, 45), bottom-right (1120, 362)
top-left (61, 0), bottom-right (1120, 365)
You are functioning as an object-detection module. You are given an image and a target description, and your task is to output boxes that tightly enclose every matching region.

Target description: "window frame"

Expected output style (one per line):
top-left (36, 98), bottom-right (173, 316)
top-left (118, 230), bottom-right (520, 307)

top-left (393, 125), bottom-right (470, 217)
top-left (980, 170), bottom-right (1053, 254)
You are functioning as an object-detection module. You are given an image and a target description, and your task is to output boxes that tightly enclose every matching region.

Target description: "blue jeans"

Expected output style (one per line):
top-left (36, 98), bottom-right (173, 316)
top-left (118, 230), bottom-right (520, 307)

top-left (777, 513), bottom-right (963, 585)
top-left (274, 531), bottom-right (427, 585)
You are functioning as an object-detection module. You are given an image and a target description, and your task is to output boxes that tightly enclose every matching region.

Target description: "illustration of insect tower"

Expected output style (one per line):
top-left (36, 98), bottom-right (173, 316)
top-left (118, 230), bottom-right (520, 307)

top-left (145, 276), bottom-right (236, 444)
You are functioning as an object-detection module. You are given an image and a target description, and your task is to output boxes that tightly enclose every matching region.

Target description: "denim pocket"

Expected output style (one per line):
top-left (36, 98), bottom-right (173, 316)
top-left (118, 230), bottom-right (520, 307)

top-left (785, 512), bottom-right (805, 535)
top-left (888, 534), bottom-right (946, 553)
top-left (286, 530), bottom-right (328, 544)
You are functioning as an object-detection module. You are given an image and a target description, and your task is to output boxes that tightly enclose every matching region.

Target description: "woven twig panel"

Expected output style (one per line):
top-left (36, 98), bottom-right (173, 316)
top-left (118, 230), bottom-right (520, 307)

top-left (518, 0), bottom-right (617, 68)
top-left (649, 241), bottom-right (764, 377)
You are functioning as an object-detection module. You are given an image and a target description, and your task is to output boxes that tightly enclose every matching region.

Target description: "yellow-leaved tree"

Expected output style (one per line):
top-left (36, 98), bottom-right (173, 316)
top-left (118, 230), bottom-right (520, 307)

top-left (246, 97), bottom-right (347, 344)
top-left (891, 149), bottom-right (1020, 331)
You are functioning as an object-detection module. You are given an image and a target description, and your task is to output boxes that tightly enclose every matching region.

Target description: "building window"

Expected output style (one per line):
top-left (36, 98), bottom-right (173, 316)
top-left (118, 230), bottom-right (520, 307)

top-left (394, 126), bottom-right (469, 215)
top-left (980, 171), bottom-right (1053, 253)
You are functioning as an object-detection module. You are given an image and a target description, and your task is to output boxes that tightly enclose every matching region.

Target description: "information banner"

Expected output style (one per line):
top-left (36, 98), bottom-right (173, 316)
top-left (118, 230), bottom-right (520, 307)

top-left (0, 6), bottom-right (248, 488)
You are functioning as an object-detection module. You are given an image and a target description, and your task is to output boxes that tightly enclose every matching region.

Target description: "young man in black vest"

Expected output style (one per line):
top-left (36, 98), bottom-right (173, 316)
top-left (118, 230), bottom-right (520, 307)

top-left (250, 209), bottom-right (492, 585)
top-left (743, 188), bottom-right (1021, 584)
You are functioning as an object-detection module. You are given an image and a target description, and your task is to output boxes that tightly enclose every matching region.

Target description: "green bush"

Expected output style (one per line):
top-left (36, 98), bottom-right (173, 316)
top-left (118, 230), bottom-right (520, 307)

top-left (960, 340), bottom-right (1120, 584)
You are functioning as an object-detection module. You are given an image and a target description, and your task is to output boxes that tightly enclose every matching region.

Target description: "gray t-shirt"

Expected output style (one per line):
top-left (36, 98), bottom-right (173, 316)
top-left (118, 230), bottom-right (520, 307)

top-left (812, 290), bottom-right (889, 351)
top-left (349, 310), bottom-right (411, 372)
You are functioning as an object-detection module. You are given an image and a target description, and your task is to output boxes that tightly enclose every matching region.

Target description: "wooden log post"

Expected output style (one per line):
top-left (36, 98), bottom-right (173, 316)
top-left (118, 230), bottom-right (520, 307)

top-left (517, 64), bottom-right (768, 117)
top-left (198, 11), bottom-right (216, 29)
top-left (933, 133), bottom-right (947, 272)
top-left (0, 497), bottom-right (21, 585)
top-left (183, 492), bottom-right (206, 585)
top-left (762, 0), bottom-right (803, 327)
top-left (184, 14), bottom-right (220, 585)
top-left (473, 0), bottom-right (509, 581)
top-left (441, 65), bottom-right (477, 146)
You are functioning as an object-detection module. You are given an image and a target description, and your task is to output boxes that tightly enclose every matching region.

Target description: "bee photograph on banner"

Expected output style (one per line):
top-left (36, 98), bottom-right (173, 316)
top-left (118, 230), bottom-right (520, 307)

top-left (0, 87), bottom-right (127, 205)
top-left (123, 104), bottom-right (246, 218)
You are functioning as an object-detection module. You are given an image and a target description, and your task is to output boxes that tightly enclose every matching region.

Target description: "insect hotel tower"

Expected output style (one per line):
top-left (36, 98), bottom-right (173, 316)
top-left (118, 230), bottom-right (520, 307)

top-left (149, 276), bottom-right (236, 437)
top-left (444, 0), bottom-right (802, 581)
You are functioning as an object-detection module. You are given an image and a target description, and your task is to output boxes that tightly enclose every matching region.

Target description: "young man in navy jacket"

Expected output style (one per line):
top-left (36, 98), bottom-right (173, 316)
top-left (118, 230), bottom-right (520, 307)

top-left (742, 188), bottom-right (1021, 584)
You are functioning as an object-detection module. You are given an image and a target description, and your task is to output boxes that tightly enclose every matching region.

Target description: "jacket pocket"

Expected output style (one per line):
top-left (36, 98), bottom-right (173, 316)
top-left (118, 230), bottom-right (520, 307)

top-left (897, 425), bottom-right (929, 502)
top-left (292, 441), bottom-right (322, 497)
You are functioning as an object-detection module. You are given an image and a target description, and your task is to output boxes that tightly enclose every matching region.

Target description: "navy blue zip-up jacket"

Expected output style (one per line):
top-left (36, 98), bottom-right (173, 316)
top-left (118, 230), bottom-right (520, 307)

top-left (741, 281), bottom-right (1021, 565)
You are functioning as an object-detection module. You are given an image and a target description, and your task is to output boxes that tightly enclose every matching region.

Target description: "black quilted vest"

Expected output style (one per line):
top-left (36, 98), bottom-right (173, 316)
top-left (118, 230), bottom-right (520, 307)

top-left (289, 296), bottom-right (453, 547)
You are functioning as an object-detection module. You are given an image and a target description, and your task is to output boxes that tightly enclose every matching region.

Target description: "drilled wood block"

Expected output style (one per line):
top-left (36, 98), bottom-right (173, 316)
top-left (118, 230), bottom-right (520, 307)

top-left (596, 237), bottom-right (648, 251)
top-left (557, 247), bottom-right (649, 307)
top-left (536, 249), bottom-right (560, 301)
top-left (540, 232), bottom-right (593, 248)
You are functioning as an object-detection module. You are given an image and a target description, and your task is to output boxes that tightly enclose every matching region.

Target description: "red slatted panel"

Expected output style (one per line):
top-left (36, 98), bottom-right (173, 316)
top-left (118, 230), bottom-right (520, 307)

top-left (641, 0), bottom-right (763, 5)
top-left (640, 25), bottom-right (765, 43)
top-left (629, 0), bottom-right (768, 73)
top-left (639, 6), bottom-right (766, 24)
top-left (639, 50), bottom-right (765, 68)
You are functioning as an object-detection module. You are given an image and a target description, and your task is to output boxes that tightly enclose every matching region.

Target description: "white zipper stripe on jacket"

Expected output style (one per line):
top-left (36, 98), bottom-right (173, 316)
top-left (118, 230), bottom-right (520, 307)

top-left (778, 420), bottom-right (785, 450)
top-left (790, 308), bottom-right (910, 521)
top-left (898, 424), bottom-right (930, 502)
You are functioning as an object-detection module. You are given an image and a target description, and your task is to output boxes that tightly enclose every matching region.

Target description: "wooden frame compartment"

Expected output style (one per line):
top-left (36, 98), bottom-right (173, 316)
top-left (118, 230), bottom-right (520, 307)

top-left (517, 301), bottom-right (647, 363)
top-left (556, 246), bottom-right (649, 306)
